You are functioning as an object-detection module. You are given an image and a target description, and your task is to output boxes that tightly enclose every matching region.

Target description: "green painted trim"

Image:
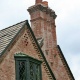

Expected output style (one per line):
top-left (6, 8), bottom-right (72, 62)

top-left (57, 45), bottom-right (75, 80)
top-left (14, 53), bottom-right (27, 57)
top-left (14, 52), bottom-right (42, 64)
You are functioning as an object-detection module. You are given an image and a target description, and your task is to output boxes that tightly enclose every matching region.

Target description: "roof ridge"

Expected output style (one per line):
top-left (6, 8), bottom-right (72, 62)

top-left (0, 20), bottom-right (27, 31)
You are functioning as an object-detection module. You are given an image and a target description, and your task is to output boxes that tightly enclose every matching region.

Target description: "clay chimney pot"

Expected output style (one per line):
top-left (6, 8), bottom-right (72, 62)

top-left (36, 0), bottom-right (42, 4)
top-left (42, 1), bottom-right (48, 7)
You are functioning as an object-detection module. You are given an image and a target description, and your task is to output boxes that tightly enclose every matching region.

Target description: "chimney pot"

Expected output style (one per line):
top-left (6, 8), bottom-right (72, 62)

top-left (42, 1), bottom-right (48, 7)
top-left (36, 0), bottom-right (42, 4)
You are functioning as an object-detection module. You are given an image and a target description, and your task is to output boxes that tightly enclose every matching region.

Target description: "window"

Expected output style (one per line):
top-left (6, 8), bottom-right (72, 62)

top-left (14, 53), bottom-right (42, 80)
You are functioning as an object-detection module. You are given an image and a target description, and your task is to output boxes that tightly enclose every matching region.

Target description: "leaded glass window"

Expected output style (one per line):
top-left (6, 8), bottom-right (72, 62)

top-left (35, 64), bottom-right (40, 80)
top-left (30, 62), bottom-right (34, 80)
top-left (14, 53), bottom-right (42, 80)
top-left (19, 61), bottom-right (26, 80)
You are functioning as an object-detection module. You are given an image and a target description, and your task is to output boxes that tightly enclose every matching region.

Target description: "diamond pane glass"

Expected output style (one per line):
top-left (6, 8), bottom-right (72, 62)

top-left (19, 61), bottom-right (26, 80)
top-left (30, 62), bottom-right (34, 80)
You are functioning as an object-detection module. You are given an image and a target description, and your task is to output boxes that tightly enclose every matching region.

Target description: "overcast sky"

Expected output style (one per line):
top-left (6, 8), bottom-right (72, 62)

top-left (0, 0), bottom-right (80, 80)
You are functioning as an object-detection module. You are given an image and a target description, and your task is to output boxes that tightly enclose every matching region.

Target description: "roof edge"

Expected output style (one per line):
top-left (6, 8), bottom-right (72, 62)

top-left (0, 20), bottom-right (27, 31)
top-left (57, 45), bottom-right (75, 80)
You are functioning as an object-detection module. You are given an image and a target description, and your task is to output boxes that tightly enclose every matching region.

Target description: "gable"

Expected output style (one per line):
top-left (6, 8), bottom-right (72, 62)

top-left (0, 20), bottom-right (56, 80)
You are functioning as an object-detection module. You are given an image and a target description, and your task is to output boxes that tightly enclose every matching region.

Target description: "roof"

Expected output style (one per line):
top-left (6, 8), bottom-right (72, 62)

top-left (0, 20), bottom-right (26, 56)
top-left (0, 20), bottom-right (45, 57)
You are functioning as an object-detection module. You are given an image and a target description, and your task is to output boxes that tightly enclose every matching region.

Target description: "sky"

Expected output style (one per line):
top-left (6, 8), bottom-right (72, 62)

top-left (0, 0), bottom-right (80, 79)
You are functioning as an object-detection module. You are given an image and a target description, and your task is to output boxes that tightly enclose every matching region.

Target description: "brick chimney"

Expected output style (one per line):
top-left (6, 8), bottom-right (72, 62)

top-left (27, 0), bottom-right (57, 66)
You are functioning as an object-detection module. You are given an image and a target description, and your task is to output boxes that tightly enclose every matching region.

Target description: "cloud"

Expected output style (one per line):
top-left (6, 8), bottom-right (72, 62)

top-left (64, 53), bottom-right (80, 80)
top-left (0, 0), bottom-right (35, 29)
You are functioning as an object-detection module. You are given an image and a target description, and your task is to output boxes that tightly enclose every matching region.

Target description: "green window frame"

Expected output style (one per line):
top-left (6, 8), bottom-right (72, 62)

top-left (14, 53), bottom-right (42, 80)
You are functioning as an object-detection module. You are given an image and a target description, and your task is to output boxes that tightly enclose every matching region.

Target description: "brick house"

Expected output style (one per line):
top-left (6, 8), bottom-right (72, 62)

top-left (0, 0), bottom-right (75, 80)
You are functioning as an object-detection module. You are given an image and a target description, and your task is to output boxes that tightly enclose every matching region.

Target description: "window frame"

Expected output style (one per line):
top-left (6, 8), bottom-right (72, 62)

top-left (14, 53), bottom-right (42, 80)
